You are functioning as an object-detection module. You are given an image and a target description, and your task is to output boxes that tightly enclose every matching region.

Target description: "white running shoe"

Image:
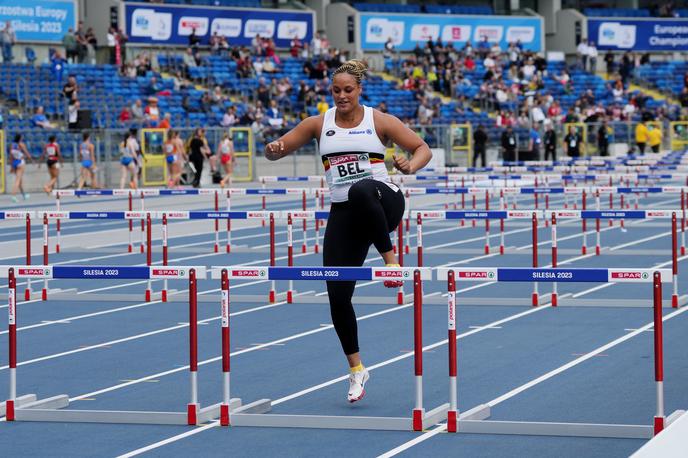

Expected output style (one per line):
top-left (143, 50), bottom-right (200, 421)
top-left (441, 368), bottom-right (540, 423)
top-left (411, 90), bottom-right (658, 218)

top-left (347, 367), bottom-right (370, 403)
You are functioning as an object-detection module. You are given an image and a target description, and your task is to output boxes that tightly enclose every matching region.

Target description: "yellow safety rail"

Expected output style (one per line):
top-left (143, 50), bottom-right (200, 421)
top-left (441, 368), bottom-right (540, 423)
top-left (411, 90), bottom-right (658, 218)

top-left (669, 121), bottom-right (688, 151)
top-left (229, 127), bottom-right (253, 182)
top-left (140, 128), bottom-right (168, 186)
top-left (449, 123), bottom-right (472, 166)
top-left (0, 130), bottom-right (5, 193)
top-left (563, 122), bottom-right (588, 156)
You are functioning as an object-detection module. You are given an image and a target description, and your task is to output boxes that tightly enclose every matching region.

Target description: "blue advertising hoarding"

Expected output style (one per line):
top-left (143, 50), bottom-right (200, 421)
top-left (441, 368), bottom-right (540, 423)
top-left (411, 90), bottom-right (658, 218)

top-left (0, 0), bottom-right (76, 43)
top-left (360, 13), bottom-right (543, 52)
top-left (588, 18), bottom-right (688, 51)
top-left (123, 2), bottom-right (314, 48)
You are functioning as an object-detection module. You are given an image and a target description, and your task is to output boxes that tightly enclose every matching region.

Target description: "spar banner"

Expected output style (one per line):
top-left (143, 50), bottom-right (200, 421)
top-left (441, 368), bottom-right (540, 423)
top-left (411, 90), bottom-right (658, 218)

top-left (360, 13), bottom-right (543, 52)
top-left (588, 18), bottom-right (688, 51)
top-left (123, 2), bottom-right (314, 48)
top-left (0, 0), bottom-right (76, 43)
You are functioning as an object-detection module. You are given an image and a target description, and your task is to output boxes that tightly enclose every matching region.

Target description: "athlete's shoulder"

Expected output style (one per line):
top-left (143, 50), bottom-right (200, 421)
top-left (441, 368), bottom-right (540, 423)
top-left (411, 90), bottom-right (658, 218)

top-left (371, 108), bottom-right (402, 131)
top-left (300, 113), bottom-right (326, 135)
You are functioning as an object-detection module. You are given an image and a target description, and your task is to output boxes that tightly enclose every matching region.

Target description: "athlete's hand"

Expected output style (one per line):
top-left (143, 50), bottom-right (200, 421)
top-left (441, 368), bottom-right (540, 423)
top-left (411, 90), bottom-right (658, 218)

top-left (265, 140), bottom-right (285, 160)
top-left (392, 154), bottom-right (413, 175)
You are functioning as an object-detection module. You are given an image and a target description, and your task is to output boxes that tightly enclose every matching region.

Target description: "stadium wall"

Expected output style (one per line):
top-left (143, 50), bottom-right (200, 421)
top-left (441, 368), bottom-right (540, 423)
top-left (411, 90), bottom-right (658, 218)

top-left (325, 2), bottom-right (360, 56)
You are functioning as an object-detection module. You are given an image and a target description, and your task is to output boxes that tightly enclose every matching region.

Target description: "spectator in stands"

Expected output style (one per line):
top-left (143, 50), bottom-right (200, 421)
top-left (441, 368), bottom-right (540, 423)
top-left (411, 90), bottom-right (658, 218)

top-left (257, 79), bottom-right (271, 107)
top-left (263, 57), bottom-right (277, 74)
top-left (200, 92), bottom-right (213, 113)
top-left (473, 125), bottom-right (488, 167)
top-left (587, 42), bottom-right (598, 74)
top-left (679, 87), bottom-right (688, 108)
top-left (221, 106), bottom-right (237, 127)
top-left (265, 99), bottom-right (285, 136)
top-left (620, 52), bottom-right (634, 84)
top-left (62, 75), bottom-right (79, 104)
top-left (648, 124), bottom-right (662, 153)
top-left (543, 121), bottom-right (557, 161)
top-left (300, 42), bottom-right (310, 59)
top-left (183, 48), bottom-right (198, 77)
top-left (0, 21), bottom-right (15, 63)
top-left (265, 39), bottom-right (279, 64)
top-left (85, 27), bottom-right (97, 64)
top-left (312, 32), bottom-right (323, 58)
top-left (50, 49), bottom-right (67, 82)
top-left (604, 50), bottom-right (615, 77)
top-left (377, 101), bottom-right (388, 114)
top-left (577, 39), bottom-right (589, 70)
top-left (316, 96), bottom-right (329, 115)
top-left (251, 34), bottom-right (262, 56)
top-left (131, 99), bottom-right (144, 122)
top-left (236, 55), bottom-right (252, 78)
top-left (188, 28), bottom-right (201, 49)
top-left (158, 113), bottom-right (171, 130)
top-left (211, 86), bottom-right (225, 105)
top-left (118, 106), bottom-right (131, 124)
top-left (210, 32), bottom-right (222, 55)
top-left (68, 100), bottom-right (80, 130)
top-left (32, 106), bottom-right (56, 129)
top-left (9, 134), bottom-right (32, 201)
top-left (239, 105), bottom-right (256, 126)
top-left (597, 119), bottom-right (610, 156)
top-left (146, 76), bottom-right (160, 96)
top-left (63, 28), bottom-right (78, 63)
top-left (501, 126), bottom-right (517, 161)
top-left (107, 27), bottom-right (117, 64)
top-left (563, 126), bottom-right (582, 157)
top-left (144, 97), bottom-right (160, 126)
top-left (417, 98), bottom-right (434, 125)
top-left (384, 38), bottom-right (395, 59)
top-left (124, 62), bottom-right (137, 78)
top-left (40, 135), bottom-right (62, 194)
top-left (477, 36), bottom-right (490, 59)
top-left (290, 35), bottom-right (302, 58)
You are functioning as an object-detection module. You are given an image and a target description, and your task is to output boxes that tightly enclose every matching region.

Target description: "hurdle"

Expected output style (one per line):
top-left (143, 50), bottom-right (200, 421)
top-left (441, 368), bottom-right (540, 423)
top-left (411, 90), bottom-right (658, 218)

top-left (0, 211), bottom-right (33, 300)
top-left (0, 264), bottom-right (230, 425)
top-left (438, 266), bottom-right (679, 438)
top-left (211, 266), bottom-right (488, 431)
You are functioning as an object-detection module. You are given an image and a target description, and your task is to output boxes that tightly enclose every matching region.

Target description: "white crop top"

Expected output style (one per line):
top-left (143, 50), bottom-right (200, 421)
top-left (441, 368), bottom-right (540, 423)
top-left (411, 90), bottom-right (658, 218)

top-left (318, 105), bottom-right (393, 203)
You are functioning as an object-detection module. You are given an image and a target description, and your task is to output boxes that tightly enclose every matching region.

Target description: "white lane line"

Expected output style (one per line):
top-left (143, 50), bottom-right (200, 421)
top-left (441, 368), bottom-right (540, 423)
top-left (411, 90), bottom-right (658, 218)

top-left (377, 424), bottom-right (448, 458)
top-left (115, 301), bottom-right (550, 458)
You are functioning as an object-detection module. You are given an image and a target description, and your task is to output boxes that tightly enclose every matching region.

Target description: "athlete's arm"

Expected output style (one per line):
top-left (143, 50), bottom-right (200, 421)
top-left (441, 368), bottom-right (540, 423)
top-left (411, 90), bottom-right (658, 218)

top-left (375, 111), bottom-right (431, 174)
top-left (21, 143), bottom-right (33, 162)
top-left (265, 116), bottom-right (320, 161)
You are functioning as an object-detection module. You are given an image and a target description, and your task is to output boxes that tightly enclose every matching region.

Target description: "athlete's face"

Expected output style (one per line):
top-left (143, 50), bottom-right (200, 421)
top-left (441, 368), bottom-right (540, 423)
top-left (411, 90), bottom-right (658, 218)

top-left (331, 73), bottom-right (361, 114)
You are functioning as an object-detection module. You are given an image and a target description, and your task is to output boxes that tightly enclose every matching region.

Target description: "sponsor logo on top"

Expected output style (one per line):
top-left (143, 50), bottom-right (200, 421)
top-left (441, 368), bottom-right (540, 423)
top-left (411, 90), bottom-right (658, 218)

top-left (211, 18), bottom-right (242, 38)
top-left (410, 24), bottom-right (440, 41)
top-left (646, 211), bottom-right (670, 217)
top-left (365, 18), bottom-right (404, 45)
top-left (178, 16), bottom-right (208, 36)
top-left (248, 211), bottom-right (267, 218)
top-left (610, 271), bottom-right (648, 280)
top-left (598, 22), bottom-right (636, 49)
top-left (474, 25), bottom-right (503, 42)
top-left (4, 211), bottom-right (27, 219)
top-left (18, 267), bottom-right (49, 276)
top-left (374, 270), bottom-right (409, 279)
top-left (508, 211), bottom-right (532, 218)
top-left (277, 20), bottom-right (307, 40)
top-left (506, 26), bottom-right (535, 43)
top-left (152, 268), bottom-right (184, 277)
top-left (458, 271), bottom-right (495, 279)
top-left (420, 211), bottom-right (444, 218)
top-left (131, 8), bottom-right (172, 40)
top-left (231, 269), bottom-right (266, 277)
top-left (166, 211), bottom-right (188, 218)
top-left (441, 25), bottom-right (471, 43)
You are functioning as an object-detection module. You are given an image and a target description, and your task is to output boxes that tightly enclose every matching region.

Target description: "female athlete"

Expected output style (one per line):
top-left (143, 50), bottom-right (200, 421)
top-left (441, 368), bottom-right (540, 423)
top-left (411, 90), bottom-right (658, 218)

top-left (265, 60), bottom-right (431, 403)
top-left (40, 135), bottom-right (62, 194)
top-left (9, 134), bottom-right (32, 202)
top-left (218, 132), bottom-right (235, 188)
top-left (77, 132), bottom-right (99, 190)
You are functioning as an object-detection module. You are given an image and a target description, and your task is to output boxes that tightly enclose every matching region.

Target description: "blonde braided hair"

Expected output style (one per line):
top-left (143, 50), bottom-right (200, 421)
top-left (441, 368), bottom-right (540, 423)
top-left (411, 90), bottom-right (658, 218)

top-left (332, 59), bottom-right (368, 85)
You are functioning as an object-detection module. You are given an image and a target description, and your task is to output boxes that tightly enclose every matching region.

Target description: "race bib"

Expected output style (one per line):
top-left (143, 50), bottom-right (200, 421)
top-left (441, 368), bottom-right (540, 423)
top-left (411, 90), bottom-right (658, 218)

top-left (329, 153), bottom-right (373, 185)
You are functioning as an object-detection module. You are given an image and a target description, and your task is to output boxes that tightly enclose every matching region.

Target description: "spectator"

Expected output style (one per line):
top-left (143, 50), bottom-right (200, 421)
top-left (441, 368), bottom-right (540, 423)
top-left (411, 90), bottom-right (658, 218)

top-left (144, 97), bottom-right (160, 126)
top-left (157, 112), bottom-right (171, 129)
top-left (221, 106), bottom-right (237, 127)
top-left (587, 42), bottom-right (598, 74)
top-left (563, 126), bottom-right (582, 157)
top-left (188, 27), bottom-right (201, 49)
top-left (252, 56), bottom-right (264, 75)
top-left (290, 35), bottom-right (302, 58)
top-left (604, 50), bottom-right (615, 77)
top-left (85, 27), bottom-right (97, 64)
top-left (256, 79), bottom-right (271, 107)
top-left (32, 106), bottom-right (56, 129)
top-left (473, 124), bottom-right (488, 167)
top-left (51, 50), bottom-right (67, 82)
top-left (300, 42), bottom-right (310, 60)
top-left (501, 126), bottom-right (517, 161)
top-left (384, 38), bottom-right (395, 59)
top-left (63, 28), bottom-right (78, 63)
top-left (263, 57), bottom-right (277, 74)
top-left (146, 76), bottom-right (161, 96)
top-left (1, 21), bottom-right (15, 63)
top-left (62, 75), bottom-right (79, 104)
top-left (200, 92), bottom-right (213, 113)
top-left (251, 34), bottom-right (262, 56)
top-left (543, 121), bottom-right (557, 161)
top-left (188, 128), bottom-right (209, 188)
top-left (417, 98), bottom-right (433, 125)
top-left (68, 100), bottom-right (80, 129)
top-left (210, 85), bottom-right (225, 105)
top-left (266, 99), bottom-right (284, 133)
top-left (183, 48), bottom-right (197, 76)
top-left (118, 106), bottom-right (131, 124)
top-left (528, 124), bottom-right (542, 160)
top-left (597, 119), bottom-right (610, 156)
top-left (311, 32), bottom-right (323, 58)
top-left (107, 27), bottom-right (117, 64)
top-left (577, 39), bottom-right (589, 70)
top-left (130, 99), bottom-right (144, 121)
top-left (679, 87), bottom-right (688, 108)
top-left (477, 36), bottom-right (490, 58)
top-left (316, 95), bottom-right (329, 114)
top-left (648, 124), bottom-right (662, 153)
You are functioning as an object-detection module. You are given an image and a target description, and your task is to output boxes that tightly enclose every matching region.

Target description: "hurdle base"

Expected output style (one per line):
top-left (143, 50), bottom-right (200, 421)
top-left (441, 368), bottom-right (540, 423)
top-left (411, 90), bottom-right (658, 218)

top-left (0, 394), bottom-right (39, 416)
top-left (11, 395), bottom-right (231, 425)
top-left (227, 399), bottom-right (451, 431)
top-left (422, 294), bottom-right (553, 307)
top-left (556, 296), bottom-right (688, 308)
top-left (455, 419), bottom-right (654, 439)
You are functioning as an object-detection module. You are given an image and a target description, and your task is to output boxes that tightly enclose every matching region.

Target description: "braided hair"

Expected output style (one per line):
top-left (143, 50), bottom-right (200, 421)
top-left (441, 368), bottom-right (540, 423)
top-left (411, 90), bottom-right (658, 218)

top-left (332, 59), bottom-right (368, 85)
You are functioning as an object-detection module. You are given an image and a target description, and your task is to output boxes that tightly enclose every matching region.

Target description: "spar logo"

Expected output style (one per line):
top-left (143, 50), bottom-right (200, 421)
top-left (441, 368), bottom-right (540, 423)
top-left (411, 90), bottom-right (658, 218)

top-left (458, 271), bottom-right (495, 279)
top-left (557, 211), bottom-right (579, 217)
top-left (167, 212), bottom-right (187, 218)
top-left (374, 270), bottom-right (409, 279)
top-left (610, 271), bottom-right (648, 280)
top-left (152, 268), bottom-right (184, 277)
top-left (646, 211), bottom-right (668, 217)
top-left (18, 267), bottom-right (49, 276)
top-left (291, 212), bottom-right (310, 218)
top-left (422, 212), bottom-right (443, 218)
top-left (248, 212), bottom-right (267, 218)
top-left (231, 269), bottom-right (266, 277)
top-left (4, 212), bottom-right (25, 218)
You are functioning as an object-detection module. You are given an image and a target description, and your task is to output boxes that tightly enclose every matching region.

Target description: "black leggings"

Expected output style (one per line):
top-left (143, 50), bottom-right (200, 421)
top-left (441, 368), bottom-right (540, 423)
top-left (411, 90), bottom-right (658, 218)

top-left (190, 155), bottom-right (204, 187)
top-left (323, 179), bottom-right (405, 355)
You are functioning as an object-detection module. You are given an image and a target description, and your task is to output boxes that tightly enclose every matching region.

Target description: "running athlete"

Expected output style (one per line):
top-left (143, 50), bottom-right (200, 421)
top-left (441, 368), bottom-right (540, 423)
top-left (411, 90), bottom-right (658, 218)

top-left (77, 132), bottom-right (98, 190)
top-left (39, 135), bottom-right (62, 194)
top-left (265, 60), bottom-right (432, 403)
top-left (120, 129), bottom-right (139, 189)
top-left (9, 134), bottom-right (32, 202)
top-left (218, 132), bottom-right (235, 188)
top-left (164, 130), bottom-right (183, 188)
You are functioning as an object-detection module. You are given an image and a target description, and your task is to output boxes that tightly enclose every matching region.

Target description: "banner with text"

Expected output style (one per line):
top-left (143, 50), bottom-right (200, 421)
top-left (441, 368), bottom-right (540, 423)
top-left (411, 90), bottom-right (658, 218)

top-left (588, 18), bottom-right (688, 51)
top-left (123, 2), bottom-right (314, 48)
top-left (0, 0), bottom-right (76, 43)
top-left (360, 13), bottom-right (543, 52)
